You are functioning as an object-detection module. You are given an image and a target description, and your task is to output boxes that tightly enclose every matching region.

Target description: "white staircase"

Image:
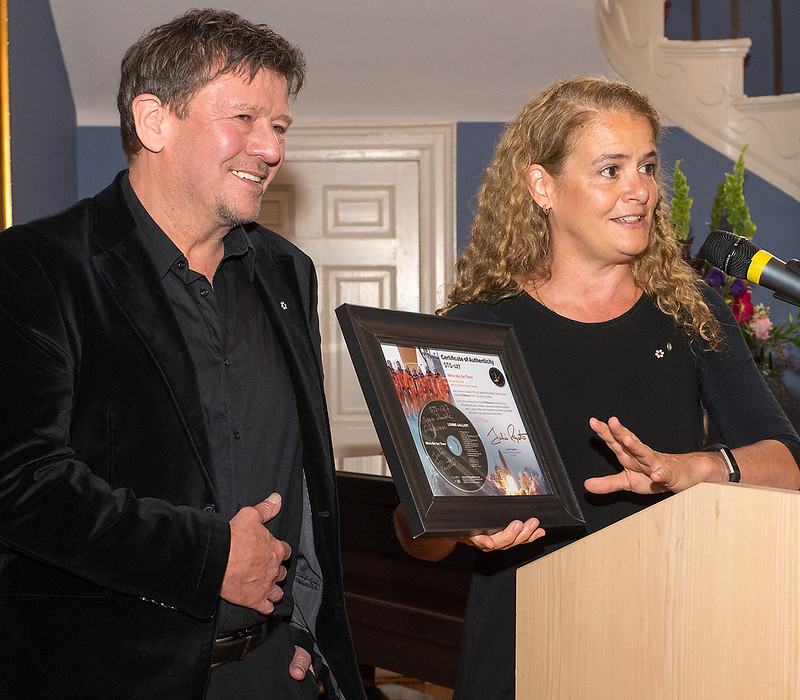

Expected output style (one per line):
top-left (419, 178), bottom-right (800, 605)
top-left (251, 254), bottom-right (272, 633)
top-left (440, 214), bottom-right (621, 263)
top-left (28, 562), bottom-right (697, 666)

top-left (596, 0), bottom-right (800, 201)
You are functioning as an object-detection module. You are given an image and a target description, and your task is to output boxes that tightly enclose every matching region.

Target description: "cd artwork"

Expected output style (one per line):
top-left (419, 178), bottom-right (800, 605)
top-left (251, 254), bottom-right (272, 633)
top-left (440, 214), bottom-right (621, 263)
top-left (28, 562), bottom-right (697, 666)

top-left (419, 400), bottom-right (488, 492)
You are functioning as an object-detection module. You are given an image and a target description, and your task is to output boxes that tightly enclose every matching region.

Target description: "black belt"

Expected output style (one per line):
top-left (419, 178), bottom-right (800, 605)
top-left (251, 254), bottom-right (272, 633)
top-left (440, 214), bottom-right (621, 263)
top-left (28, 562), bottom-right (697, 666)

top-left (211, 624), bottom-right (266, 668)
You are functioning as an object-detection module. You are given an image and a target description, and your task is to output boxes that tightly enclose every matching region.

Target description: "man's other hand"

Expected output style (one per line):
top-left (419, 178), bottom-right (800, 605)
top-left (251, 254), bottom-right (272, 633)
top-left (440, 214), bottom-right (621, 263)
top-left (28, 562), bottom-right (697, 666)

top-left (220, 493), bottom-right (291, 615)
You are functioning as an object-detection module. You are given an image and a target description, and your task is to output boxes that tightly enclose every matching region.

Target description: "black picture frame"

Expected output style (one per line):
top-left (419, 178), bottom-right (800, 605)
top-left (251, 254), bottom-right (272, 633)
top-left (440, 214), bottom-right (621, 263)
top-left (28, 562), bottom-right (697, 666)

top-left (336, 303), bottom-right (585, 538)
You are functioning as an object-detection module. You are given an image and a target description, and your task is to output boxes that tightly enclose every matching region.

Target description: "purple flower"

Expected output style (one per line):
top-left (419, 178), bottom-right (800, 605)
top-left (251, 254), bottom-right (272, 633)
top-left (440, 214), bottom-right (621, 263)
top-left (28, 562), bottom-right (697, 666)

top-left (705, 268), bottom-right (726, 287)
top-left (730, 279), bottom-right (747, 297)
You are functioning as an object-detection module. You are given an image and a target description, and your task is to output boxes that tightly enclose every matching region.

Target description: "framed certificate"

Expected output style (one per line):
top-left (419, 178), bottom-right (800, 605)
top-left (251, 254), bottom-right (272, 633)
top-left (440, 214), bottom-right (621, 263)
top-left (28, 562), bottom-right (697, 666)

top-left (336, 303), bottom-right (585, 538)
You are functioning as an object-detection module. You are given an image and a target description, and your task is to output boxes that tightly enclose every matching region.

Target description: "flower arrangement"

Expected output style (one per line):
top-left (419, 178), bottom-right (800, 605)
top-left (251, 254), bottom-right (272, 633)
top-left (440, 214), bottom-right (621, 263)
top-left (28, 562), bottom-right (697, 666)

top-left (671, 146), bottom-right (800, 403)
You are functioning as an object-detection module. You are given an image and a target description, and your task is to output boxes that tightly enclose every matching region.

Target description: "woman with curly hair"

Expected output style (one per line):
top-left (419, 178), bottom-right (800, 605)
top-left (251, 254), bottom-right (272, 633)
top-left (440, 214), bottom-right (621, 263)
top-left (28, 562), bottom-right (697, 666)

top-left (394, 77), bottom-right (800, 699)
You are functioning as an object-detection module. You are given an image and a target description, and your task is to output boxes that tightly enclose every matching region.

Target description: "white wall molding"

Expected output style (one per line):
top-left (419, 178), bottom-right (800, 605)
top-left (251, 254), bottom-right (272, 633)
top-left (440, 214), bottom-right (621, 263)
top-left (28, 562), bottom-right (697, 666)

top-left (596, 0), bottom-right (800, 201)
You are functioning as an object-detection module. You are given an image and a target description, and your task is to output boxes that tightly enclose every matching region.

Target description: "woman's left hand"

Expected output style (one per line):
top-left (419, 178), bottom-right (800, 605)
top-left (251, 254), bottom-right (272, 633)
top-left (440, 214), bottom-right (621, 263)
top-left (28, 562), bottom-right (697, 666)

top-left (458, 517), bottom-right (545, 552)
top-left (584, 416), bottom-right (723, 495)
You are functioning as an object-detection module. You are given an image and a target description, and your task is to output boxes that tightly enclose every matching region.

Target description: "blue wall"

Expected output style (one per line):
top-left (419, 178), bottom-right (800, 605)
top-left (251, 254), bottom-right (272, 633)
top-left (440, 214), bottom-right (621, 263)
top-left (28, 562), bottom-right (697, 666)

top-left (77, 127), bottom-right (126, 200)
top-left (455, 122), bottom-right (504, 257)
top-left (8, 0), bottom-right (76, 225)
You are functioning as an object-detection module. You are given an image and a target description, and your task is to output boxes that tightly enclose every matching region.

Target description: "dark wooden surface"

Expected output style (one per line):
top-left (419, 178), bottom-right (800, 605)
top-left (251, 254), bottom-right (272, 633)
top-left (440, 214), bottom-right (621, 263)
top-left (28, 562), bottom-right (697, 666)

top-left (337, 471), bottom-right (473, 690)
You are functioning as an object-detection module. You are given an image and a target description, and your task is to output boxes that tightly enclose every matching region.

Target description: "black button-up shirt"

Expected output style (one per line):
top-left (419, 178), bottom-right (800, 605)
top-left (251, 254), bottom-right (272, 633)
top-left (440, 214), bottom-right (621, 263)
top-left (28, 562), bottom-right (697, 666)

top-left (122, 174), bottom-right (303, 633)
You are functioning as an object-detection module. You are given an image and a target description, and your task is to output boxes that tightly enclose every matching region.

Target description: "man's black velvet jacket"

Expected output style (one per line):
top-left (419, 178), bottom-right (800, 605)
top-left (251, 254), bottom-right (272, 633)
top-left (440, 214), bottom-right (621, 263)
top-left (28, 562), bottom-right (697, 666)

top-left (0, 172), bottom-right (364, 698)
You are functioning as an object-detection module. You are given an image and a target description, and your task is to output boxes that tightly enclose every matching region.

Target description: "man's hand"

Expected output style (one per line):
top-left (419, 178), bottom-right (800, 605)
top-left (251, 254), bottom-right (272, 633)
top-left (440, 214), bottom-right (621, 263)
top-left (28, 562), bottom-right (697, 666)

top-left (219, 493), bottom-right (291, 615)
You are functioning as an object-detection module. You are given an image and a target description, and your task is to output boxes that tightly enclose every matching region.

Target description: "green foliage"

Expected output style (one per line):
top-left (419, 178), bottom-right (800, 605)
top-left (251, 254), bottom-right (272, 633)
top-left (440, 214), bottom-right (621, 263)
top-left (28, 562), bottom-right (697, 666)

top-left (669, 159), bottom-right (693, 241)
top-left (676, 144), bottom-right (756, 238)
top-left (722, 145), bottom-right (757, 239)
top-left (710, 182), bottom-right (725, 231)
top-left (768, 311), bottom-right (800, 348)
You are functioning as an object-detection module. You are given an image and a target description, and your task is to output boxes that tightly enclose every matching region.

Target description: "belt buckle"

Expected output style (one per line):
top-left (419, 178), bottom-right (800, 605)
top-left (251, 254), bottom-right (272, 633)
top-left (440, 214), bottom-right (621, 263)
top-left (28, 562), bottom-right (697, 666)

top-left (237, 627), bottom-right (257, 661)
top-left (211, 624), bottom-right (262, 668)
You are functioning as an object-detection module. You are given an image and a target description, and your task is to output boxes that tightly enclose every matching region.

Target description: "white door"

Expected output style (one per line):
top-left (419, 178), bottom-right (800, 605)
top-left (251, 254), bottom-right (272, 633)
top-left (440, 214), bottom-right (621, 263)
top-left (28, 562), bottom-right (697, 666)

top-left (257, 125), bottom-right (456, 475)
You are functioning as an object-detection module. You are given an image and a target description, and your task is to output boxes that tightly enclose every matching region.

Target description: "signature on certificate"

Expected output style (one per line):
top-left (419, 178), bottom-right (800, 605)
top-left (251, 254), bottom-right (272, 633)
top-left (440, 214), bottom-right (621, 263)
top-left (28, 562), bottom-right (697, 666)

top-left (487, 424), bottom-right (528, 445)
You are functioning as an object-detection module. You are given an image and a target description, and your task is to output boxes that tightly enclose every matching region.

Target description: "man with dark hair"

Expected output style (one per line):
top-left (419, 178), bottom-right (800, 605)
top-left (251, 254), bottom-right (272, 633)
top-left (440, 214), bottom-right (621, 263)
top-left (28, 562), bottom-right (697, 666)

top-left (0, 9), bottom-right (365, 698)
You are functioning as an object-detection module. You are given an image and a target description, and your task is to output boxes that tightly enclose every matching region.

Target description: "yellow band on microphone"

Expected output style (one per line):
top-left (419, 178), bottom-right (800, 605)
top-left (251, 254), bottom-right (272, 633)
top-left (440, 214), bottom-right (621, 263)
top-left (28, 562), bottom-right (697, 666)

top-left (747, 249), bottom-right (773, 284)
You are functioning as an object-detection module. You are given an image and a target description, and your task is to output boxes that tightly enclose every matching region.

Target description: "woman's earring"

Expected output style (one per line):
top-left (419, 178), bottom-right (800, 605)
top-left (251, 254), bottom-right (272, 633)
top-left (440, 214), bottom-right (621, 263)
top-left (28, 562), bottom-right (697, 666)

top-left (542, 207), bottom-right (551, 218)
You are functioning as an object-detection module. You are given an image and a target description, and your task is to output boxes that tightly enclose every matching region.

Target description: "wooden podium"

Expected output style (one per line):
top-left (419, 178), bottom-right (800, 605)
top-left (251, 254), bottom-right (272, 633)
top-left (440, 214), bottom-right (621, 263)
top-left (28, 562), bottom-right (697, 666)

top-left (516, 482), bottom-right (800, 699)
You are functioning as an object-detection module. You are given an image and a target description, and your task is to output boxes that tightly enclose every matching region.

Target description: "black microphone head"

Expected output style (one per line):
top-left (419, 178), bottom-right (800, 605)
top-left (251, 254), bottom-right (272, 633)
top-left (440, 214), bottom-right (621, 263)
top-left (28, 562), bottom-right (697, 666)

top-left (699, 230), bottom-right (759, 278)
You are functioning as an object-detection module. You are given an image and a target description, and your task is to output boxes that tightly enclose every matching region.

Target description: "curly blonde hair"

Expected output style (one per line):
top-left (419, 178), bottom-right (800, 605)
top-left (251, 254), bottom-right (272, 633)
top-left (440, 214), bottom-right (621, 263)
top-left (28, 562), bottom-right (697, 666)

top-left (443, 77), bottom-right (721, 348)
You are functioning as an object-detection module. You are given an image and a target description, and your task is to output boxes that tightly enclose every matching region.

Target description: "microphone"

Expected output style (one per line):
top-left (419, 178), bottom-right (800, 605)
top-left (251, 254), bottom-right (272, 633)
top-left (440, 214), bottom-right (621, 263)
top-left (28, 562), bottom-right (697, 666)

top-left (699, 230), bottom-right (800, 308)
